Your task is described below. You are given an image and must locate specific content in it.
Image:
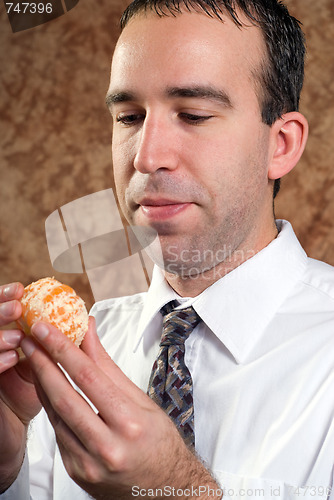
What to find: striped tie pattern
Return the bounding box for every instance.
[147,300,201,448]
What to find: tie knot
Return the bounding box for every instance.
[160,302,201,346]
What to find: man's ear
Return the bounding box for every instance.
[268,112,309,180]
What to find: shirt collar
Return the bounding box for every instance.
[133,220,307,363]
[133,265,179,351]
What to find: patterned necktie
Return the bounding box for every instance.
[147,300,201,448]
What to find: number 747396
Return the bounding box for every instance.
[5,3,53,14]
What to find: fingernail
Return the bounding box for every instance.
[0,350,18,366]
[31,322,49,340]
[20,337,36,357]
[3,283,17,299]
[0,301,16,317]
[3,330,23,347]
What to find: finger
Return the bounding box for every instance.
[34,374,109,458]
[0,329,24,372]
[0,299,23,327]
[0,329,24,351]
[0,283,24,303]
[33,375,118,483]
[33,375,121,486]
[81,317,148,406]
[0,283,24,327]
[22,321,152,445]
[35,373,135,490]
[0,350,19,373]
[22,336,114,456]
[30,321,149,415]
[79,316,100,362]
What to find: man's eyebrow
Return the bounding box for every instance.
[105,91,135,107]
[166,86,233,108]
[105,86,233,108]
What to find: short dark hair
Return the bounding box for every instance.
[120,0,306,199]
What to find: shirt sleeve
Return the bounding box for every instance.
[0,453,31,500]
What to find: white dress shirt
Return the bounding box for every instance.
[2,220,334,500]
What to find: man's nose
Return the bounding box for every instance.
[133,114,179,174]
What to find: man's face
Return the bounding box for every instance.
[107,11,276,279]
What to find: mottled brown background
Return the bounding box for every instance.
[0,0,333,311]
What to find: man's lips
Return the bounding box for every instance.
[137,198,192,221]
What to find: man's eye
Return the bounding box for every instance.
[179,113,213,124]
[116,114,143,125]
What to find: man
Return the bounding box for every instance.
[1,0,334,498]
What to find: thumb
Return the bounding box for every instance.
[80,317,133,388]
[80,316,109,365]
[81,317,150,406]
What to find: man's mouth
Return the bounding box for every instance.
[137,198,192,221]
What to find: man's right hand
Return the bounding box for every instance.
[0,282,41,493]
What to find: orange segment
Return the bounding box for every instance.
[17,277,88,346]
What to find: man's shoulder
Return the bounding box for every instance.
[90,292,147,328]
[89,292,148,351]
[302,256,334,301]
[90,292,147,314]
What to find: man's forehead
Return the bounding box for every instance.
[111,10,264,71]
[109,9,265,108]
[113,8,264,53]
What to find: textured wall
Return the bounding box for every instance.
[0,0,333,311]
[276,0,334,267]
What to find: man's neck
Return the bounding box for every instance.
[164,221,279,297]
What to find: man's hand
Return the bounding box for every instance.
[0,283,41,493]
[20,318,221,499]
